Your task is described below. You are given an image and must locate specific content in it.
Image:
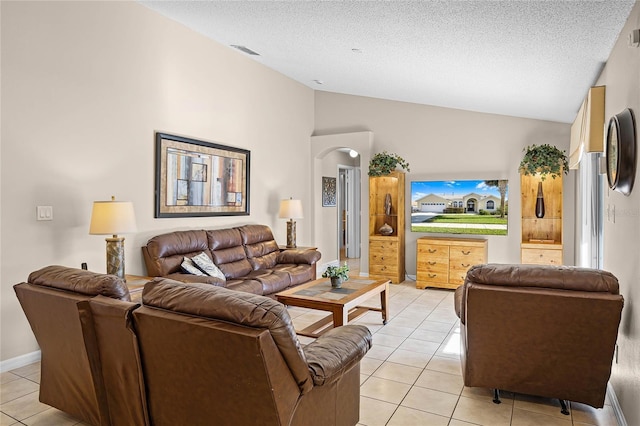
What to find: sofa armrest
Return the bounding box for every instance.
[303,324,372,386]
[164,273,226,286]
[277,250,321,265]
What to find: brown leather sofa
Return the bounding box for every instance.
[454,263,624,411]
[142,224,321,296]
[13,265,133,426]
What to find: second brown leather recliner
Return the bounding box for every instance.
[81,277,372,425]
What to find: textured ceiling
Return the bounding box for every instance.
[140,1,635,123]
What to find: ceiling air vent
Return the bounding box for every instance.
[231,45,260,56]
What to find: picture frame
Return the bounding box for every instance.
[322,176,337,207]
[606,108,636,196]
[155,132,250,217]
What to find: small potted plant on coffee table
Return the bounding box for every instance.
[322,262,350,289]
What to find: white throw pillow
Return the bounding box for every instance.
[181,257,206,276]
[191,252,226,282]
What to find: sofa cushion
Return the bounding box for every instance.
[245,269,292,294]
[28,265,131,301]
[191,252,226,282]
[141,278,313,393]
[238,225,280,270]
[274,264,316,286]
[225,279,263,295]
[207,228,252,279]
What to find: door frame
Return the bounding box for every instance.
[338,165,361,259]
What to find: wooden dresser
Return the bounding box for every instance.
[416,237,488,289]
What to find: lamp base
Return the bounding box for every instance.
[286,219,297,248]
[105,236,126,279]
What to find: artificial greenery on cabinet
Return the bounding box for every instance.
[368,151,410,176]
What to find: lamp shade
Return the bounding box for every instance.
[278,199,303,219]
[89,197,137,235]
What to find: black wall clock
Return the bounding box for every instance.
[606,108,636,196]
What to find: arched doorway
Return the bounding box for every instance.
[310,132,373,275]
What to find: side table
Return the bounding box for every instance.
[125,274,153,303]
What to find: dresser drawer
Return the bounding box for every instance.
[417,259,449,274]
[448,266,471,285]
[416,270,449,284]
[417,243,450,260]
[449,246,485,265]
[370,251,398,265]
[521,248,563,265]
[370,240,399,253]
[370,263,398,276]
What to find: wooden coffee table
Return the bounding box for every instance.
[276,277,389,338]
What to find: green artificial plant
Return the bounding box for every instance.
[368,151,410,176]
[519,144,569,181]
[322,262,350,281]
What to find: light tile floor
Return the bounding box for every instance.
[1,276,619,426]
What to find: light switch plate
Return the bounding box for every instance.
[37,206,53,221]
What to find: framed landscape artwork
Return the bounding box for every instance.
[155,132,250,217]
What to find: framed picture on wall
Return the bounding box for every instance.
[322,176,337,207]
[155,132,250,217]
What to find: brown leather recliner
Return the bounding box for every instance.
[454,264,624,411]
[13,266,133,426]
[127,278,372,426]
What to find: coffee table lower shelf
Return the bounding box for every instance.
[296,305,386,338]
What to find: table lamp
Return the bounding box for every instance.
[89,196,137,279]
[278,198,303,248]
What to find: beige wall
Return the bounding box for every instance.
[314,92,575,275]
[596,2,640,424]
[0,1,314,361]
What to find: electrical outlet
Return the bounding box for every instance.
[36,206,53,221]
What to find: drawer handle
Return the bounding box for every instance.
[461,250,471,255]
[428,249,437,253]
[428,274,437,278]
[461,263,470,267]
[428,261,436,265]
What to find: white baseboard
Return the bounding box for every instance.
[0,350,41,373]
[607,382,627,426]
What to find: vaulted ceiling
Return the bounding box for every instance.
[140,1,636,123]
